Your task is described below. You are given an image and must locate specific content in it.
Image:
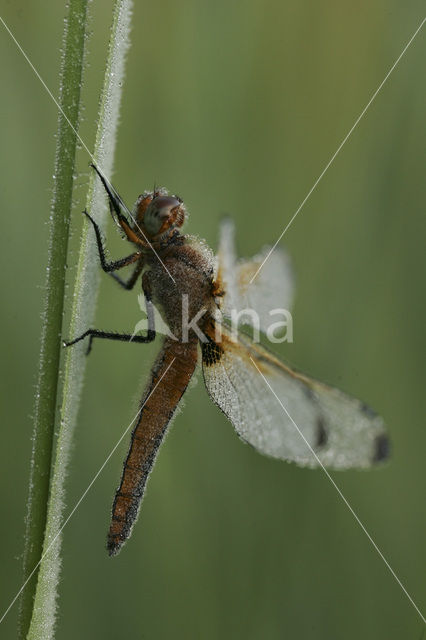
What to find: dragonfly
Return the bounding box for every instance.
[65,165,389,556]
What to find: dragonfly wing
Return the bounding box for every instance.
[108,337,198,555]
[217,218,294,333]
[202,325,389,469]
[216,217,239,313]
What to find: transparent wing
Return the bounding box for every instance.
[202,325,389,469]
[216,218,294,332]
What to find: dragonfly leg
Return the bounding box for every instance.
[109,260,144,290]
[90,163,126,224]
[64,293,156,355]
[84,210,144,290]
[64,328,155,355]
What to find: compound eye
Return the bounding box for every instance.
[152,196,180,211]
[144,196,181,235]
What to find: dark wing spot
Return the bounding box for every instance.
[373,433,390,463]
[361,403,377,419]
[302,386,315,401]
[316,418,328,448]
[301,388,327,448]
[201,340,224,366]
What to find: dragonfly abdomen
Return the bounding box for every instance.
[107,337,198,556]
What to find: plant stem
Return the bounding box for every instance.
[18,1,88,638]
[25,2,133,639]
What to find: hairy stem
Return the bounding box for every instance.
[18,1,88,638]
[25,2,133,639]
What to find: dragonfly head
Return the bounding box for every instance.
[134,190,187,240]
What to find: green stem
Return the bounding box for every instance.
[18,1,88,638]
[25,2,133,639]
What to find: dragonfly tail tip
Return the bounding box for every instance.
[107,535,123,557]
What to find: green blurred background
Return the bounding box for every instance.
[0,1,425,638]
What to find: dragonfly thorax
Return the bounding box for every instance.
[146,235,216,342]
